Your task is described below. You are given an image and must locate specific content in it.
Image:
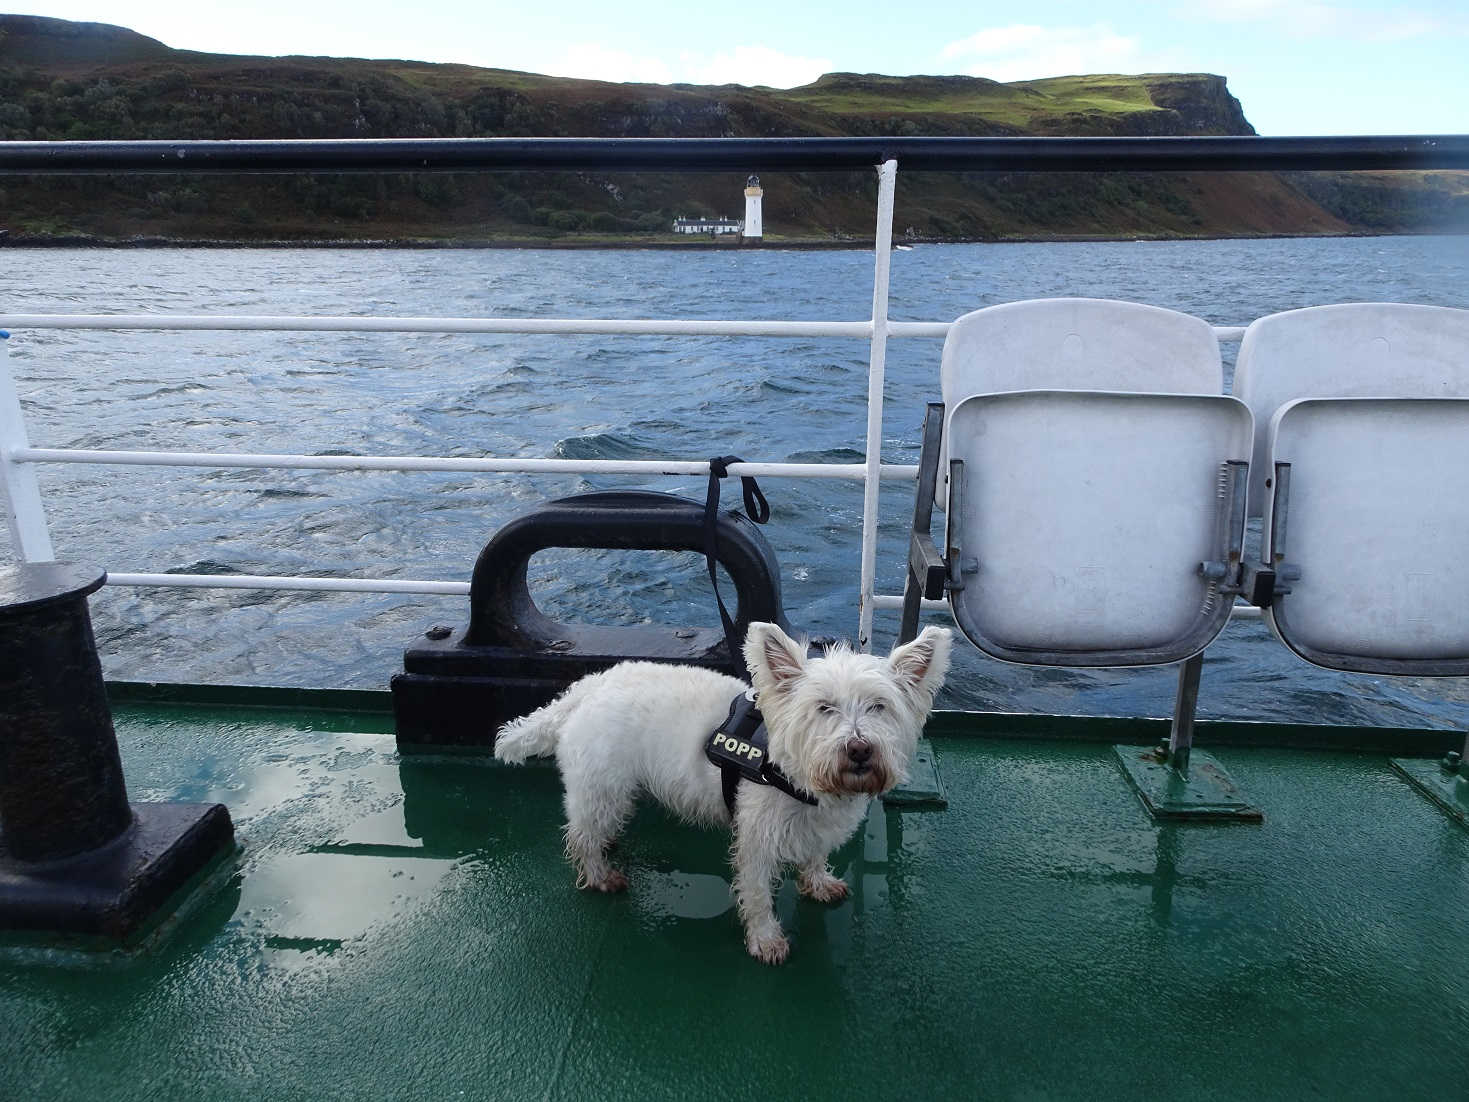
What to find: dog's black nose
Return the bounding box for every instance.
[846,737,873,765]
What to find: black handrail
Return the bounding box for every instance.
[0,135,1466,174]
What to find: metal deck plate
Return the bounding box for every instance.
[1113,745,1264,821]
[17,699,1469,1100]
[1390,758,1469,827]
[881,738,947,809]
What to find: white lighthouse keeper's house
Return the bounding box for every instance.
[743,174,763,240]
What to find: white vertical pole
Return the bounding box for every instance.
[0,332,56,562]
[856,159,898,652]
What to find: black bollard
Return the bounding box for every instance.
[0,563,132,861]
[0,562,235,943]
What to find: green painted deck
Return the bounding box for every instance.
[5,695,1469,1100]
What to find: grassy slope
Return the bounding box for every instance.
[0,15,1461,242]
[781,73,1163,129]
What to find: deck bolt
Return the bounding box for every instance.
[1442,750,1462,773]
[424,624,452,640]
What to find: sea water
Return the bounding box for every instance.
[2,235,1466,725]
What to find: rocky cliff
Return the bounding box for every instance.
[0,15,1460,242]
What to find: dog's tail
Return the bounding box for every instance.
[493,687,582,764]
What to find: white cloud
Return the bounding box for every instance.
[1188,1,1463,41]
[541,42,829,88]
[940,24,1147,82]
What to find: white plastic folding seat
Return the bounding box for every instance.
[1263,397,1469,673]
[924,298,1250,665]
[1232,303,1469,673]
[945,389,1252,667]
[936,297,1226,495]
[1234,302,1469,516]
[902,298,1257,817]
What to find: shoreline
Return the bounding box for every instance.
[0,228,1461,249]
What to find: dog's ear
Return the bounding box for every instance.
[744,622,806,691]
[887,626,953,703]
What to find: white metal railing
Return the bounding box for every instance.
[0,331,54,562]
[11,448,915,481]
[103,572,470,596]
[0,161,1255,651]
[0,314,876,338]
[856,161,900,648]
[0,315,1245,340]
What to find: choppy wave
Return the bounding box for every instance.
[787,447,865,464]
[552,432,663,460]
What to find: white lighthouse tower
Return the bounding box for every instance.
[742,174,763,241]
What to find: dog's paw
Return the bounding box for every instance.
[746,931,790,965]
[578,869,628,893]
[798,872,849,904]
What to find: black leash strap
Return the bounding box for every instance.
[704,455,769,676]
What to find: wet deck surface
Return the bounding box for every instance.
[5,700,1469,1099]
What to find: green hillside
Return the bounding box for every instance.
[0,14,1463,244]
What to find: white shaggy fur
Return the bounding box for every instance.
[494,622,952,964]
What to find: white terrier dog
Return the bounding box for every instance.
[493,622,951,964]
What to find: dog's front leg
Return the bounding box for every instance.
[731,831,788,965]
[797,856,849,903]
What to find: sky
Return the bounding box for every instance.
[16,0,1469,136]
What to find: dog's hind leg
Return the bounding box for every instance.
[561,780,634,893]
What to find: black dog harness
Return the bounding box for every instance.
[705,690,819,814]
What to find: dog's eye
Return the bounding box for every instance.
[817,702,838,715]
[865,701,887,714]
